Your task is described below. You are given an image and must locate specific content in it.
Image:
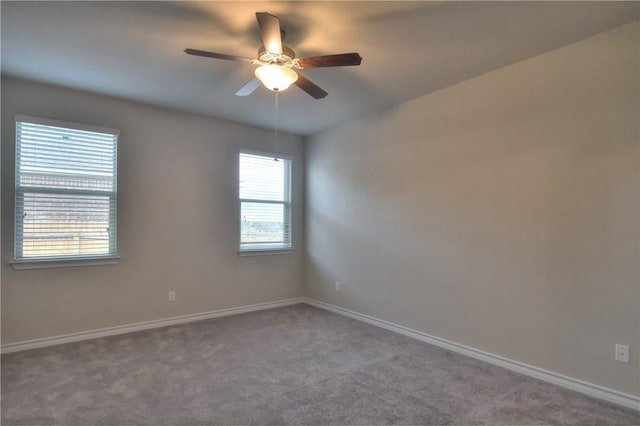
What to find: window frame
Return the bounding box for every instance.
[238,149,293,255]
[11,115,120,269]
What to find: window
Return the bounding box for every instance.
[14,115,118,262]
[239,151,292,252]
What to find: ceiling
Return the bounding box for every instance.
[2,1,638,135]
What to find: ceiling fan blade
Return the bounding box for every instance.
[256,12,282,54]
[184,48,252,63]
[235,78,262,96]
[294,72,328,99]
[297,53,363,68]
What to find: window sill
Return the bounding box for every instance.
[238,249,294,257]
[10,255,120,270]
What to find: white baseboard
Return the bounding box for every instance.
[2,295,637,411]
[303,298,640,412]
[1,297,305,354]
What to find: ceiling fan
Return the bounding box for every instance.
[184,12,362,99]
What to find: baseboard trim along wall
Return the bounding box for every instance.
[303,298,640,411]
[2,296,638,411]
[0,297,305,355]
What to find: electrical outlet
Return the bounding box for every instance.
[168,291,176,302]
[615,344,630,363]
[335,282,341,292]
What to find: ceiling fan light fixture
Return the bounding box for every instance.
[185,11,362,99]
[255,64,298,92]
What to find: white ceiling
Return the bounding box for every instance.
[2,1,638,135]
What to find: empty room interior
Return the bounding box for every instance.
[1,1,639,424]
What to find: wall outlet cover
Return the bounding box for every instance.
[615,344,630,363]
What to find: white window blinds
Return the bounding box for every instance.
[239,152,292,251]
[14,116,118,260]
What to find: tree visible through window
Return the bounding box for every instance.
[14,116,118,260]
[239,152,291,251]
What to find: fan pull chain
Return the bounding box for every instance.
[273,91,279,160]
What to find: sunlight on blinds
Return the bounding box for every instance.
[239,152,291,251]
[15,117,118,260]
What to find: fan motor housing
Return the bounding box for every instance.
[258,45,296,65]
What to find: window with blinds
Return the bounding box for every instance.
[14,116,118,261]
[239,151,292,252]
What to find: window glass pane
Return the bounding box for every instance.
[241,202,285,243]
[240,153,286,201]
[19,192,112,258]
[18,123,116,183]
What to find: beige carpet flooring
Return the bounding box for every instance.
[2,304,638,425]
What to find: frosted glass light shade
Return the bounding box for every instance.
[255,65,298,92]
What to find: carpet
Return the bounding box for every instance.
[2,303,638,424]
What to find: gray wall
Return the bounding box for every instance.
[1,77,305,344]
[306,21,639,396]
[1,19,638,400]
